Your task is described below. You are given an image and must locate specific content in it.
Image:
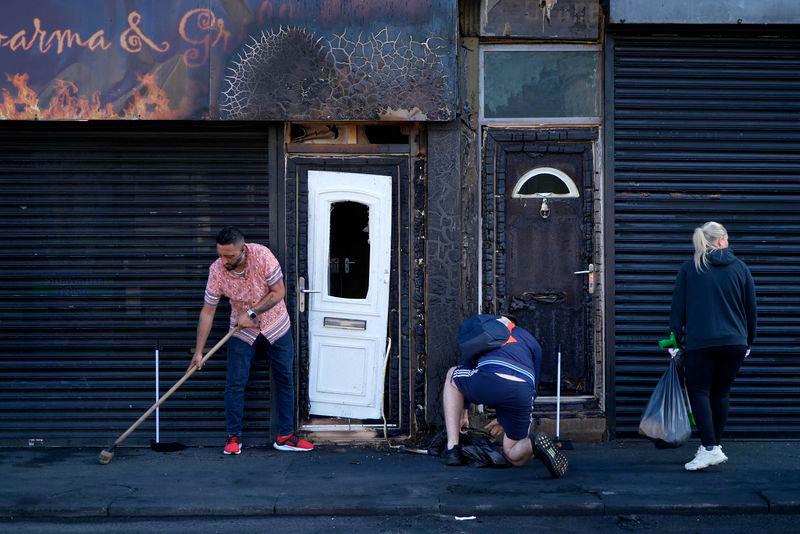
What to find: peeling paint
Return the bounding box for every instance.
[379,107,429,121]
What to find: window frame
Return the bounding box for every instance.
[479,43,602,125]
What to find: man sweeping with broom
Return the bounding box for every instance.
[190,226,313,455]
[98,226,311,465]
[442,314,568,477]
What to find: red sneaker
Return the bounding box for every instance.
[273,433,314,452]
[223,435,242,455]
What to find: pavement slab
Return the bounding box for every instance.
[1,441,798,519]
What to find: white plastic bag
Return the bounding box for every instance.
[638,357,691,447]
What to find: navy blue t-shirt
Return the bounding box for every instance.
[475,326,542,389]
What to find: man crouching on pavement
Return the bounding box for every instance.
[442,315,568,477]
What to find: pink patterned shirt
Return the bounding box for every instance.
[204,243,290,345]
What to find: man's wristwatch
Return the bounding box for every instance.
[246,308,258,320]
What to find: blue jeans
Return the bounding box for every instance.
[225,330,295,437]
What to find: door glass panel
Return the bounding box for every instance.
[512,167,580,198]
[519,173,568,195]
[328,201,370,299]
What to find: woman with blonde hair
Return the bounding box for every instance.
[670,221,757,471]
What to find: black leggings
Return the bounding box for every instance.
[685,345,747,447]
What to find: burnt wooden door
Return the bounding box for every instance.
[483,129,595,396]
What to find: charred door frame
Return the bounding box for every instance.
[482,127,599,400]
[285,155,412,435]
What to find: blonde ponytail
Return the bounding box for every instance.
[693,221,728,272]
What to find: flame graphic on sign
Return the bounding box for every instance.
[1,73,183,120]
[123,74,181,119]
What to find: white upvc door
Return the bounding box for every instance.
[306,170,391,419]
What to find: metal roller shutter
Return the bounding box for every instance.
[612,34,800,438]
[0,122,275,446]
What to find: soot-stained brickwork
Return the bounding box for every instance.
[413,158,427,433]
[460,114,479,318]
[220,27,453,121]
[425,122,463,425]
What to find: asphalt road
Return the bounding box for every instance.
[4,514,800,533]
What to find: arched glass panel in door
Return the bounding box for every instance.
[512,167,579,198]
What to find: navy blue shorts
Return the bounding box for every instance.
[451,366,535,440]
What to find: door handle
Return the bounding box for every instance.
[298,276,320,313]
[344,257,355,274]
[573,263,595,294]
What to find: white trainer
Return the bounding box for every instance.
[685,446,728,471]
[716,445,728,462]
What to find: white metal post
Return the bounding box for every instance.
[155,346,160,443]
[556,346,562,438]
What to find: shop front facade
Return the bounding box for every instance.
[1,0,799,447]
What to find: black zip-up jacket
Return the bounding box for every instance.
[669,248,757,351]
